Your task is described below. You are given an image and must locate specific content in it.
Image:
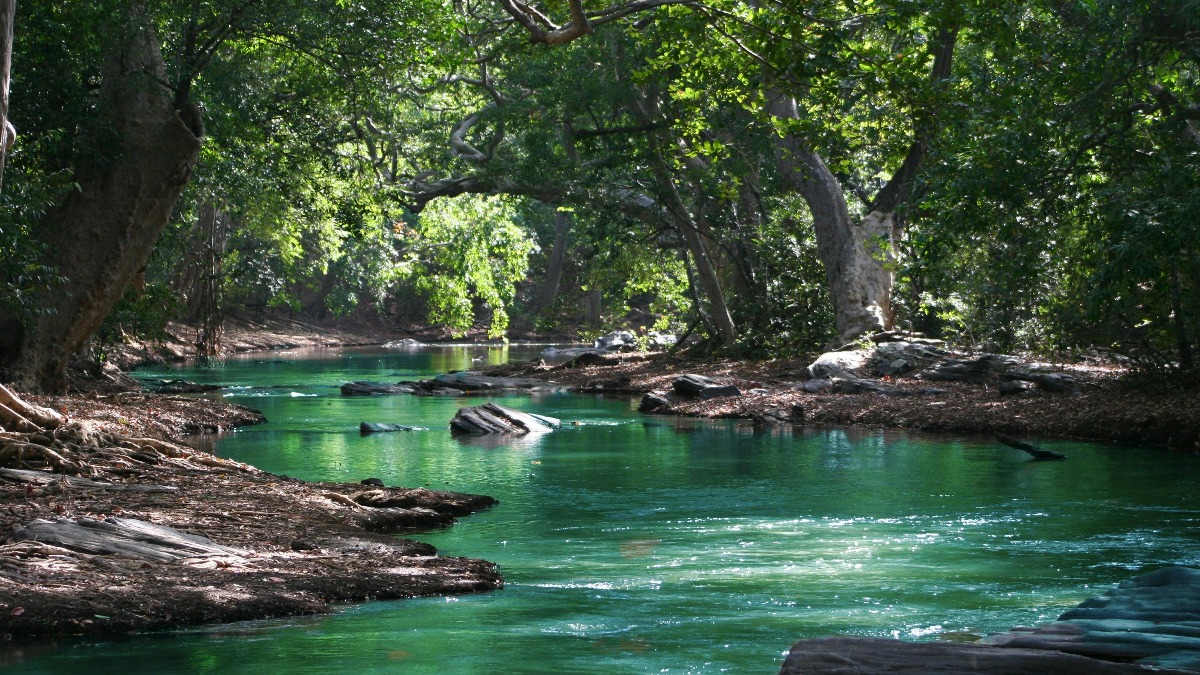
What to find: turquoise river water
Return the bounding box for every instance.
[6,345,1199,673]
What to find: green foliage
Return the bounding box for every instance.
[403,195,535,338]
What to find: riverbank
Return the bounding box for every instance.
[7,321,1198,654]
[0,386,501,642]
[484,351,1200,451]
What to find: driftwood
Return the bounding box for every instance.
[671,374,741,400]
[0,467,176,492]
[995,433,1068,460]
[449,402,559,435]
[9,517,242,562]
[0,383,66,430]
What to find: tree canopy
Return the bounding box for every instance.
[0,0,1197,390]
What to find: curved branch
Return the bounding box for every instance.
[450,113,491,162]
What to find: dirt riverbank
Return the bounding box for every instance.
[484,352,1200,451]
[0,374,501,644]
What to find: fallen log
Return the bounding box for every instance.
[9,517,242,562]
[995,433,1068,460]
[0,467,177,492]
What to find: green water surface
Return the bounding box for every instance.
[6,345,1198,673]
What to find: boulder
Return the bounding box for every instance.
[808,350,870,379]
[449,402,560,435]
[638,391,674,413]
[671,374,742,400]
[646,331,678,349]
[981,567,1200,671]
[594,330,636,351]
[867,341,948,377]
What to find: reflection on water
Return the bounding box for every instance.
[6,347,1199,674]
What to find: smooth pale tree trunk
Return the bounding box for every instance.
[0,0,15,190]
[0,9,202,392]
[769,95,896,346]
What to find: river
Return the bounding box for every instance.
[8,345,1199,673]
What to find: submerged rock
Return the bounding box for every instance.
[341,381,416,396]
[382,338,427,349]
[342,372,562,397]
[779,636,1181,674]
[359,422,420,434]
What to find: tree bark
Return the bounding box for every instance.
[766,21,957,347]
[0,0,15,190]
[530,209,571,318]
[0,8,202,392]
[768,94,896,345]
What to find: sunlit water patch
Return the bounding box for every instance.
[6,347,1199,673]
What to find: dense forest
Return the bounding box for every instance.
[0,0,1197,392]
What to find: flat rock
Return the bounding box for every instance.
[672,374,742,400]
[429,371,556,392]
[982,566,1200,670]
[808,350,870,379]
[918,354,1020,383]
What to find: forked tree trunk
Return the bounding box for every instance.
[769,94,896,346]
[0,9,202,392]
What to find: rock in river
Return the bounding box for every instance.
[450,402,560,435]
[359,422,420,434]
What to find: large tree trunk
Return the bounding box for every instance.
[0,9,202,392]
[0,0,15,190]
[769,96,895,346]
